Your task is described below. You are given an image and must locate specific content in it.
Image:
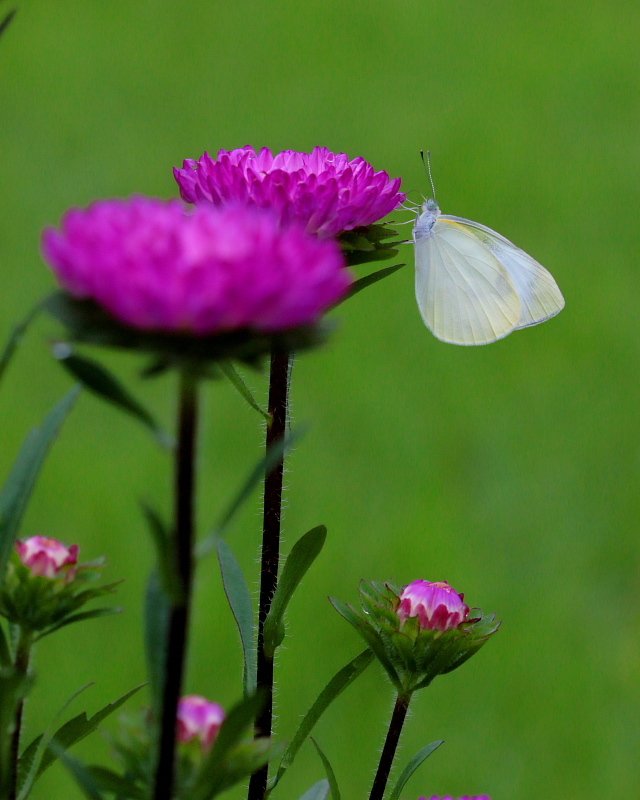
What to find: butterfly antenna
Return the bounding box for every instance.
[420,150,437,202]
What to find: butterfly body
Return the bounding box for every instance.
[413,199,565,345]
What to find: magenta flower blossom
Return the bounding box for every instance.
[16,536,79,580]
[174,146,405,238]
[42,198,350,335]
[398,580,470,631]
[177,695,225,750]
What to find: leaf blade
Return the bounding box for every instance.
[387,740,445,800]
[268,649,374,792]
[343,263,405,301]
[0,302,41,387]
[219,361,270,423]
[310,739,341,800]
[217,539,256,697]
[53,346,171,448]
[0,387,80,578]
[263,525,327,657]
[296,780,330,800]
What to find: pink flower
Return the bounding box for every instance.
[177,695,225,750]
[398,580,469,632]
[42,199,351,335]
[174,146,405,238]
[16,536,79,580]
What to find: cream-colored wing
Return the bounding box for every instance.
[414,219,521,345]
[441,215,565,329]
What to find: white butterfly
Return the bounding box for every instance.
[413,198,565,345]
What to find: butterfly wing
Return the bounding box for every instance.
[441,215,565,329]
[414,219,521,345]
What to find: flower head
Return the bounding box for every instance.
[42,198,350,336]
[177,695,225,750]
[398,580,469,631]
[174,146,405,238]
[16,536,79,580]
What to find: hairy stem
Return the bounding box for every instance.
[9,628,32,800]
[369,693,412,800]
[247,350,292,800]
[152,370,199,800]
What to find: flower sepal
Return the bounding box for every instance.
[331,580,500,694]
[337,223,403,267]
[45,291,332,370]
[0,540,120,638]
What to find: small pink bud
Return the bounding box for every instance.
[398,580,469,632]
[15,536,79,580]
[177,695,225,750]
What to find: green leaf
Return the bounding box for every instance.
[296,780,330,800]
[329,598,402,690]
[144,571,171,711]
[343,264,405,301]
[219,361,271,423]
[387,740,444,800]
[196,426,305,557]
[263,525,327,657]
[343,247,400,266]
[48,742,106,800]
[268,649,373,793]
[0,624,11,666]
[310,739,340,800]
[216,539,256,697]
[52,345,172,449]
[86,766,146,800]
[21,684,144,788]
[0,387,80,578]
[141,504,183,603]
[18,682,94,799]
[0,302,41,387]
[36,607,122,640]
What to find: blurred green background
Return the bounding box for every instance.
[1,1,640,798]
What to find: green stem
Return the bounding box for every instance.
[152,369,199,800]
[368,693,412,800]
[9,628,33,800]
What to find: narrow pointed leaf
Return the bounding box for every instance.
[220,361,271,423]
[310,739,341,800]
[48,743,106,800]
[387,740,445,800]
[144,570,171,711]
[0,624,11,666]
[343,263,405,301]
[21,684,144,788]
[86,766,146,800]
[0,387,79,577]
[36,607,122,640]
[217,538,256,697]
[0,302,40,386]
[197,426,305,557]
[141,504,183,602]
[329,598,402,690]
[53,346,172,448]
[268,649,373,792]
[18,682,94,799]
[297,780,330,800]
[263,525,327,657]
[0,9,16,40]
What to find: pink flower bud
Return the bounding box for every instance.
[15,536,79,580]
[177,695,225,750]
[398,580,469,632]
